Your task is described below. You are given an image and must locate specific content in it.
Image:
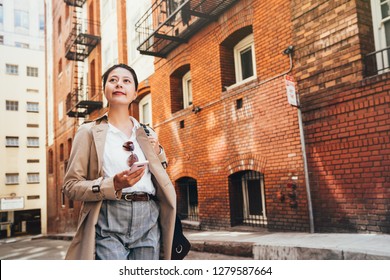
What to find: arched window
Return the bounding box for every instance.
[170,64,190,113]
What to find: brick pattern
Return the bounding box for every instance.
[150,0,309,231]
[293,0,390,233]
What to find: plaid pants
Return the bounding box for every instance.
[95,198,160,260]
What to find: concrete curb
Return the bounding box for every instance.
[190,240,254,258]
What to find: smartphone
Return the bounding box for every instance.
[129,161,149,173]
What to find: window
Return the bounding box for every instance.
[139,94,152,126]
[176,177,199,221]
[58,59,62,75]
[67,138,72,158]
[6,100,18,111]
[15,42,29,48]
[234,34,256,83]
[27,102,39,112]
[14,10,29,29]
[6,64,18,75]
[229,170,267,227]
[60,143,64,161]
[48,149,54,174]
[170,64,190,113]
[182,71,193,108]
[0,2,3,25]
[39,14,44,31]
[27,137,39,147]
[27,67,38,77]
[6,137,19,147]
[6,174,19,185]
[58,17,61,35]
[370,0,390,73]
[27,89,39,94]
[27,173,39,184]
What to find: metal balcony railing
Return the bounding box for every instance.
[66,87,103,118]
[364,46,390,77]
[63,0,87,8]
[136,0,239,57]
[65,21,101,62]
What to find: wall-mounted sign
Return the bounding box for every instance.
[0,197,24,210]
[285,75,299,107]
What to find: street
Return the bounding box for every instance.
[0,237,251,260]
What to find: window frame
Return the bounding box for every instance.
[27,173,40,184]
[6,173,19,185]
[139,94,152,127]
[6,136,19,147]
[27,102,39,112]
[182,71,193,109]
[27,66,38,77]
[233,34,257,85]
[27,137,39,148]
[6,100,19,111]
[370,0,390,71]
[6,64,19,75]
[14,9,29,29]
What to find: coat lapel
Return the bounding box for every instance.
[91,122,108,177]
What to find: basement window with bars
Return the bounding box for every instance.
[229,170,267,227]
[176,177,199,221]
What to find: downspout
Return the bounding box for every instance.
[284,46,315,233]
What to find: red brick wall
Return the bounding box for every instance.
[150,0,310,231]
[293,0,390,233]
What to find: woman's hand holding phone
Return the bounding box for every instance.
[113,161,148,191]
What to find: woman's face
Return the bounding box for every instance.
[104,67,137,107]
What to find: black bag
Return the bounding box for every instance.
[140,124,191,260]
[171,215,191,260]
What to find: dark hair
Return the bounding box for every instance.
[102,63,139,91]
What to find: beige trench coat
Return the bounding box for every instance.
[62,115,176,260]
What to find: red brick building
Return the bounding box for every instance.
[46,0,389,234]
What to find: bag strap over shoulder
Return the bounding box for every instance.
[140,123,168,169]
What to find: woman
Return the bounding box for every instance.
[62,64,176,260]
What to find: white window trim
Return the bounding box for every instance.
[233,34,257,84]
[370,0,390,71]
[182,71,192,109]
[139,94,152,127]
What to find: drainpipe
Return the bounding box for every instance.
[297,96,315,233]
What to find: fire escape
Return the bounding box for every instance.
[136,0,239,58]
[64,0,102,118]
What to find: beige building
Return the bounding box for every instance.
[0,0,46,238]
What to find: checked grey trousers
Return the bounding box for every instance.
[95,198,160,260]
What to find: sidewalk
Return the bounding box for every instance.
[5,230,389,260]
[185,230,390,260]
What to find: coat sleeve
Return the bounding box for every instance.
[62,123,117,202]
